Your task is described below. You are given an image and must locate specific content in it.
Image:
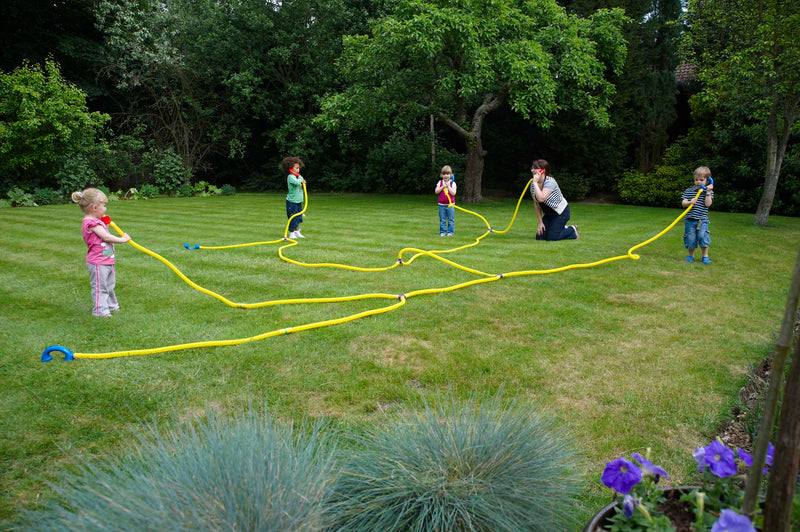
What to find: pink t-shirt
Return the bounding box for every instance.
[437,180,456,205]
[82,217,115,265]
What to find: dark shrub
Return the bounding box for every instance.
[137,183,159,199]
[557,172,590,202]
[33,187,60,205]
[151,147,186,195]
[177,183,194,197]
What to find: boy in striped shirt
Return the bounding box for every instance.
[681,166,714,264]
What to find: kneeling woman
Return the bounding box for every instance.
[530,159,579,241]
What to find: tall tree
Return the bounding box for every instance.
[95,0,391,186]
[0,0,105,98]
[318,0,627,202]
[627,0,681,173]
[561,0,682,175]
[686,0,800,226]
[227,0,392,178]
[96,0,229,179]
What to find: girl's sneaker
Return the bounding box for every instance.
[295,230,305,238]
[701,256,711,264]
[685,256,695,263]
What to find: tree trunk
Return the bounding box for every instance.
[437,87,507,204]
[754,99,792,226]
[763,322,800,532]
[741,243,800,519]
[430,114,436,172]
[462,135,485,203]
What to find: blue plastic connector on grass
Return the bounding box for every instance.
[42,345,74,362]
[183,243,200,249]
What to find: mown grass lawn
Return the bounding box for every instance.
[1,192,798,525]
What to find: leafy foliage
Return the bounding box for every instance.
[649,94,800,215]
[56,154,102,194]
[177,183,194,197]
[6,187,36,207]
[0,59,109,191]
[617,168,683,208]
[95,0,236,177]
[555,172,590,202]
[137,183,159,199]
[350,131,465,194]
[318,0,628,201]
[600,442,766,531]
[0,0,105,97]
[327,391,585,531]
[150,147,186,195]
[684,0,800,224]
[93,0,387,189]
[32,187,60,206]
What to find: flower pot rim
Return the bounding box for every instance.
[582,485,700,532]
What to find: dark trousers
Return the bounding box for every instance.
[536,204,577,241]
[286,200,303,231]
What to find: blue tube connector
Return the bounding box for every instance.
[183,243,200,250]
[42,345,75,362]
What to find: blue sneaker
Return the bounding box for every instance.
[685,256,694,263]
[701,256,711,264]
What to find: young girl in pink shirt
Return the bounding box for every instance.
[71,188,131,317]
[435,165,457,236]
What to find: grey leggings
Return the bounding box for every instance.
[87,263,118,316]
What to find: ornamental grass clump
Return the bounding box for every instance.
[600,438,774,532]
[326,391,585,532]
[16,404,339,531]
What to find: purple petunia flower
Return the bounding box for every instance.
[632,452,670,479]
[737,442,775,474]
[622,493,640,518]
[737,448,753,466]
[601,458,643,494]
[693,446,706,472]
[710,509,756,532]
[704,440,737,478]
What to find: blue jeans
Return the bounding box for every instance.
[286,200,303,231]
[438,205,454,234]
[684,219,710,249]
[535,204,576,241]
